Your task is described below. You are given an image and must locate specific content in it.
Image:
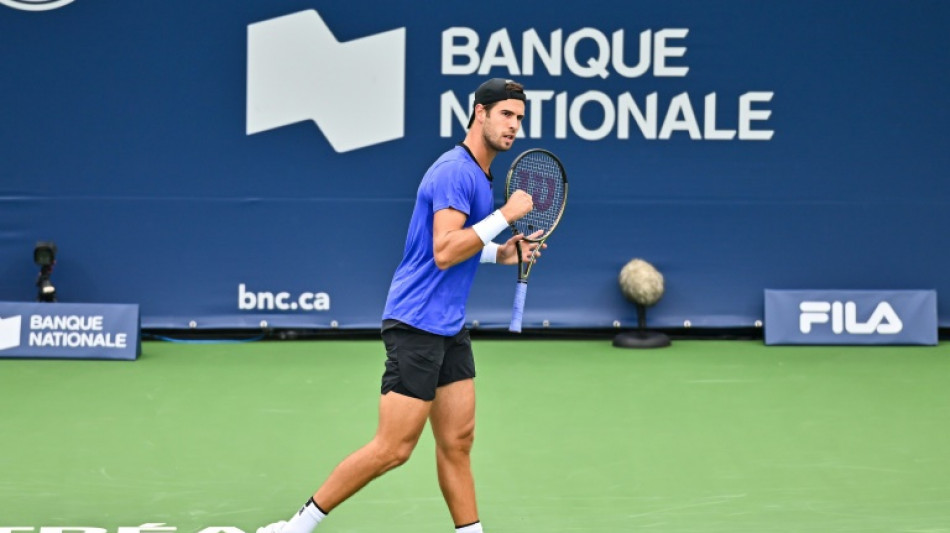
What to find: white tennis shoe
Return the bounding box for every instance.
[256,521,288,533]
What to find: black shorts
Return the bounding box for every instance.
[380,319,476,401]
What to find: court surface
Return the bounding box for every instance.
[2,338,949,532]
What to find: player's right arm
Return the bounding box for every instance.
[432,191,533,270]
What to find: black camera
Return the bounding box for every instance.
[34,241,57,302]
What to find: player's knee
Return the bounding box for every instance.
[439,427,475,457]
[391,442,416,466]
[374,439,417,470]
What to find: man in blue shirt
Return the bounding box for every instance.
[258,79,541,533]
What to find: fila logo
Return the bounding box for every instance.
[0,0,74,11]
[0,315,23,350]
[799,301,903,335]
[246,10,406,153]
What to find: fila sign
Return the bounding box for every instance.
[764,290,937,346]
[799,300,902,335]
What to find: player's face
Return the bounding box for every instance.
[482,100,525,152]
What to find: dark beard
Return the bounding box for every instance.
[482,129,511,153]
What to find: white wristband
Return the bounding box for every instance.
[471,209,509,245]
[479,242,499,264]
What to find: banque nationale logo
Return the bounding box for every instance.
[246,9,406,153]
[0,0,75,11]
[0,315,22,350]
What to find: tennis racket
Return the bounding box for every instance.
[505,149,568,333]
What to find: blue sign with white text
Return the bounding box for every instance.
[0,302,141,360]
[764,290,937,346]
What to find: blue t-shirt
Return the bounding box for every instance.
[383,145,495,335]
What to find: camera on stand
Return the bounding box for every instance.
[34,241,57,303]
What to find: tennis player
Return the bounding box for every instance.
[257,78,543,533]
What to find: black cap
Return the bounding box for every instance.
[467,78,525,128]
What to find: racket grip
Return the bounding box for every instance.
[509,281,528,333]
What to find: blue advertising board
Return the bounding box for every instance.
[764,290,938,346]
[0,301,141,359]
[1,1,948,330]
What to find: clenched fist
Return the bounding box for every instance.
[500,189,533,223]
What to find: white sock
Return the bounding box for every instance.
[283,498,327,533]
[455,522,483,533]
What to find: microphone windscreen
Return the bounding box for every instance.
[619,258,664,307]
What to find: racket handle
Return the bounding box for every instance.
[509,281,528,333]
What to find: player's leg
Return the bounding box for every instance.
[313,391,431,510]
[314,321,446,511]
[260,392,432,533]
[430,378,479,528]
[257,322,443,533]
[430,327,481,530]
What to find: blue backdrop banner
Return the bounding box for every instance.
[1,1,948,330]
[764,290,937,346]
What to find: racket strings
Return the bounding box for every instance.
[506,153,566,238]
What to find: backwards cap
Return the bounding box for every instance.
[467,78,525,128]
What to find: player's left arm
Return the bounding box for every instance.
[496,231,546,265]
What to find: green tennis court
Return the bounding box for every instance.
[2,339,949,532]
